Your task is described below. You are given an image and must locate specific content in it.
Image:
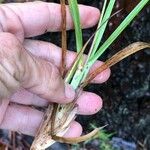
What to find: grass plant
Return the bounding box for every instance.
[68,0,149,90]
[31,0,150,149]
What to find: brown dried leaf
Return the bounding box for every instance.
[52,128,100,144]
[83,42,150,87]
[52,125,107,144]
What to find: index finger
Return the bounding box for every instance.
[1,2,100,38]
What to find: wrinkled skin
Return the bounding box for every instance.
[0,2,110,137]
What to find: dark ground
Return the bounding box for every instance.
[0,0,150,150]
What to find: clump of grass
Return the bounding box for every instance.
[67,0,149,89]
[31,0,150,149]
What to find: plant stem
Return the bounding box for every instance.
[60,0,67,76]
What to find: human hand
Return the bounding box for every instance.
[0,2,110,138]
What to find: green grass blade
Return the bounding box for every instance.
[90,0,115,58]
[70,69,84,89]
[85,0,108,64]
[82,0,115,82]
[68,0,83,52]
[66,0,84,83]
[89,0,149,65]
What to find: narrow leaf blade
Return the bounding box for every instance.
[68,0,83,52]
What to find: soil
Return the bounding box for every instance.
[0,0,150,150]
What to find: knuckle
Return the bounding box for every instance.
[0,5,24,37]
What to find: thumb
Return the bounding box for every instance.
[0,33,75,103]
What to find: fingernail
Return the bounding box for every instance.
[65,83,75,100]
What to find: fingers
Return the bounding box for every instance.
[24,40,110,84]
[0,103,82,137]
[76,92,102,115]
[0,2,100,41]
[0,32,75,103]
[11,88,48,107]
[0,104,43,136]
[10,88,102,115]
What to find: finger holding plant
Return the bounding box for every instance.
[31,0,150,149]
